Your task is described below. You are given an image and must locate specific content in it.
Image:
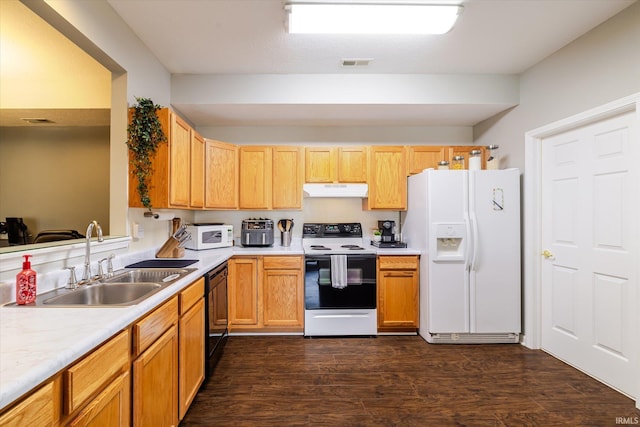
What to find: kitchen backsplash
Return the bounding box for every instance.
[193,198,401,239]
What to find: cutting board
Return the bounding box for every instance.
[125,259,198,268]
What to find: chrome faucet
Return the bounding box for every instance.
[82,220,104,282]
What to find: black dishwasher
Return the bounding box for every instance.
[205,262,228,377]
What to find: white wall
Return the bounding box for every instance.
[474,2,640,170]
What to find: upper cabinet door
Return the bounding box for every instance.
[305,147,336,183]
[239,146,272,209]
[337,147,368,183]
[272,146,303,210]
[407,146,447,175]
[190,131,205,208]
[205,140,238,209]
[169,113,191,208]
[365,146,407,210]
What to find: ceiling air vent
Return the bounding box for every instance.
[341,58,373,68]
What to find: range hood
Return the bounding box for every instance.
[303,183,368,198]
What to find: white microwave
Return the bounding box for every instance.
[184,224,234,250]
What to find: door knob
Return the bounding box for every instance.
[541,249,554,259]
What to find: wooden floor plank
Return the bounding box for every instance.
[181,335,639,426]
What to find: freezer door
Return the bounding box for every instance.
[468,169,521,333]
[427,170,470,333]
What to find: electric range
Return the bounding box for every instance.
[302,223,377,337]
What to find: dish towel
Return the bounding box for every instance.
[331,255,348,289]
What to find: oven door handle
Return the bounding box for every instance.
[312,313,372,319]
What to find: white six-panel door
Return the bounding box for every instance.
[541,110,638,397]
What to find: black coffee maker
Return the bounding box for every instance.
[373,220,407,248]
[378,220,395,242]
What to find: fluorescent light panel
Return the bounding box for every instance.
[287,3,462,35]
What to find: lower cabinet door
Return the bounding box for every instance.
[132,325,178,427]
[67,371,130,427]
[0,381,55,427]
[179,298,205,420]
[263,269,303,328]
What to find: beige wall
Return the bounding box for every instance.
[0,126,110,239]
[474,2,640,170]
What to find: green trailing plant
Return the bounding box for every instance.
[126,97,167,210]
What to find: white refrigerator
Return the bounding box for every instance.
[402,168,521,344]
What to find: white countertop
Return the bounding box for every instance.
[0,241,419,410]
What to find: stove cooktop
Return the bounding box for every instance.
[302,223,376,254]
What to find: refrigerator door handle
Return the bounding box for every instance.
[464,214,472,271]
[470,210,479,271]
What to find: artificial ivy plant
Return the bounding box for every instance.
[126,97,167,210]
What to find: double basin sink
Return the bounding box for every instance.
[24,268,197,307]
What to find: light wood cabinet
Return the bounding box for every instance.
[190,131,205,208]
[67,370,130,427]
[238,146,303,210]
[364,146,407,210]
[407,145,447,175]
[228,256,304,332]
[169,114,192,207]
[377,256,419,333]
[305,146,367,183]
[228,257,260,328]
[64,330,130,415]
[338,146,368,182]
[0,381,55,427]
[262,256,304,330]
[178,279,205,421]
[239,146,273,209]
[272,146,303,209]
[205,139,238,209]
[305,146,334,183]
[132,297,179,427]
[128,108,201,209]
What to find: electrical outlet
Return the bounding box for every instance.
[132,222,144,239]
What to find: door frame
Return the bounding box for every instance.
[523,93,640,407]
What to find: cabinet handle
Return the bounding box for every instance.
[384,272,414,277]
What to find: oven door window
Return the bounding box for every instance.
[304,255,376,309]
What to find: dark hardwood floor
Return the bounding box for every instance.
[182,336,640,426]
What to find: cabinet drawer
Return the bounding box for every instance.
[67,370,130,427]
[263,256,303,270]
[133,296,178,356]
[179,277,204,315]
[64,330,129,414]
[378,256,419,270]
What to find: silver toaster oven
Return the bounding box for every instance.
[241,219,274,247]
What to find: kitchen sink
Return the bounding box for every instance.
[6,267,197,307]
[105,268,194,284]
[43,282,162,306]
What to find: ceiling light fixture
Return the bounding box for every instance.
[285,2,463,35]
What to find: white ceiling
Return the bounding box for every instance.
[107,0,634,75]
[4,0,636,128]
[105,0,635,127]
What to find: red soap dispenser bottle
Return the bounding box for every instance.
[16,254,37,305]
